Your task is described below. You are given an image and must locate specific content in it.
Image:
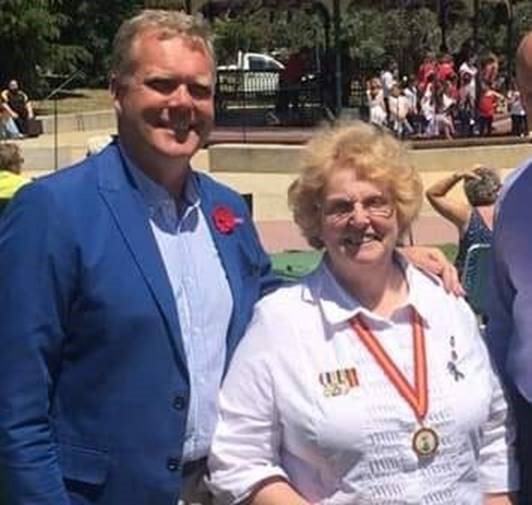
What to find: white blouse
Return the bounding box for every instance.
[208,261,518,505]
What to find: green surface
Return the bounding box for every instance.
[439,242,458,262]
[270,243,458,280]
[270,250,322,279]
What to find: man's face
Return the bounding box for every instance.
[8,80,18,92]
[112,30,215,167]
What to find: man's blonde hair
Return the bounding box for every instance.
[110,9,215,82]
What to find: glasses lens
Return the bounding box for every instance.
[322,198,354,218]
[364,195,393,217]
[322,196,393,220]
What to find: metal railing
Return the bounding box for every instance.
[215,69,325,127]
[43,69,85,170]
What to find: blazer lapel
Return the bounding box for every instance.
[96,145,188,370]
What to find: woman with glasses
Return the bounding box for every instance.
[208,121,517,505]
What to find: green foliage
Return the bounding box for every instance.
[56,0,139,87]
[212,1,324,65]
[513,1,532,45]
[2,0,530,97]
[342,6,440,75]
[212,3,267,62]
[0,0,81,94]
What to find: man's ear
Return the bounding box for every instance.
[109,74,123,114]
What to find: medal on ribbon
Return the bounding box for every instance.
[350,308,439,458]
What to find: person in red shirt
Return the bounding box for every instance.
[275,47,310,118]
[417,52,436,94]
[477,84,503,136]
[436,53,455,82]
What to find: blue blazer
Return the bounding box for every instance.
[0,142,278,504]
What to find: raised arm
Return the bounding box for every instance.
[425,169,477,229]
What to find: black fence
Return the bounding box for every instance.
[215,69,328,127]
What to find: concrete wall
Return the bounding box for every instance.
[209,142,532,175]
[207,141,532,249]
[208,142,532,218]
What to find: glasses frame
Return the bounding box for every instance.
[319,195,395,222]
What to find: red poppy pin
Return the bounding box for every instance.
[212,205,242,234]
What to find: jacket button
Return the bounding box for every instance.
[166,457,180,472]
[173,395,186,410]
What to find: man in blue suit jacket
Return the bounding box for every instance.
[0,10,277,505]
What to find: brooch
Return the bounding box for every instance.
[447,335,465,381]
[212,205,242,234]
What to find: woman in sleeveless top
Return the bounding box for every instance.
[425,165,501,278]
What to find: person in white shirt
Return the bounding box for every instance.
[506,77,528,137]
[208,121,518,505]
[388,83,414,138]
[366,77,388,127]
[459,56,478,99]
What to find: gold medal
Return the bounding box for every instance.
[412,426,439,457]
[352,309,440,457]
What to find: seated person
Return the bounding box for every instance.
[0,143,30,200]
[425,165,501,278]
[208,122,517,505]
[0,102,23,139]
[1,79,34,135]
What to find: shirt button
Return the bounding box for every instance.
[173,395,186,410]
[166,457,180,472]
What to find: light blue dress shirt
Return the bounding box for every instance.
[126,154,233,461]
[487,157,532,401]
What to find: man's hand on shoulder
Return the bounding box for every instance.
[398,245,464,296]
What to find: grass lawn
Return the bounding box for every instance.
[34,88,111,116]
[440,242,458,262]
[271,243,458,279]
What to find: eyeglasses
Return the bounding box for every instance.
[321,195,394,221]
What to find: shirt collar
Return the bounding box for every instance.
[120,142,200,221]
[302,254,436,327]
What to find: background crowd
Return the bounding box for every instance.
[365,49,528,139]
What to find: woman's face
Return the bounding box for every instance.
[319,167,399,272]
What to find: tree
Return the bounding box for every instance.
[342,6,440,76]
[0,0,87,95]
[211,2,268,63]
[56,0,140,87]
[211,1,325,64]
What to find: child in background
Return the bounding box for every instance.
[366,77,388,127]
[388,83,414,138]
[507,78,528,137]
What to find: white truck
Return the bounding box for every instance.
[217,51,284,94]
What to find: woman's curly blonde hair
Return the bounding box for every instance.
[288,121,423,249]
